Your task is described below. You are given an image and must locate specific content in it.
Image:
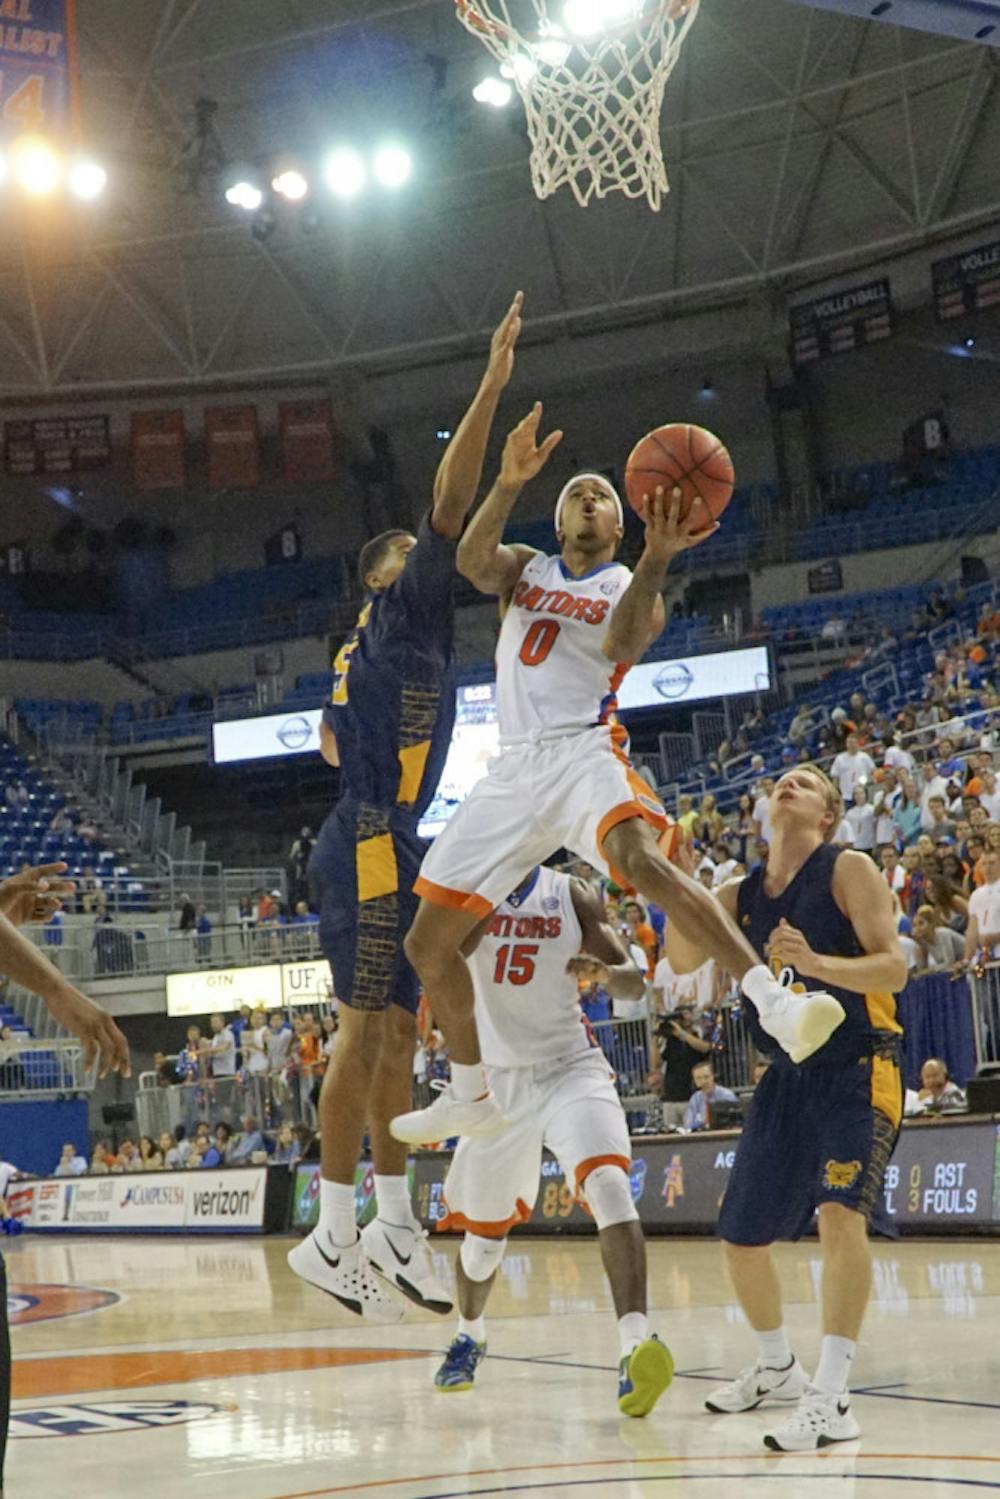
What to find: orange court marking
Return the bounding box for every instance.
[269,1452,1000,1498]
[13,1345,426,1400]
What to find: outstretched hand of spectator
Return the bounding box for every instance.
[0,862,74,926]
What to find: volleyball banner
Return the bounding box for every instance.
[0,0,79,143]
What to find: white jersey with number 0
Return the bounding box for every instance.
[468,866,594,1069]
[496,553,633,743]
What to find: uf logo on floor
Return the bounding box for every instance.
[11,1400,231,1440]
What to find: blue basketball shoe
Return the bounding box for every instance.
[618,1335,674,1417]
[434,1333,487,1392]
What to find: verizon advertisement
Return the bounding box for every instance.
[11,1169,267,1234]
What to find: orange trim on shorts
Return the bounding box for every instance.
[413,875,493,920]
[575,1153,631,1192]
[434,1197,533,1238]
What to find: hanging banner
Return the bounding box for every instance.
[279,400,335,484]
[0,0,79,144]
[789,277,893,364]
[130,410,186,490]
[205,405,260,490]
[932,239,1000,322]
[4,414,110,475]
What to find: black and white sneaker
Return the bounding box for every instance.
[287,1228,403,1324]
[361,1218,453,1314]
[704,1357,810,1413]
[763,1385,861,1450]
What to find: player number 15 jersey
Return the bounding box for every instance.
[495,553,633,743]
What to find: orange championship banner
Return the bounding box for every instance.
[130,410,186,490]
[279,399,336,483]
[205,404,261,490]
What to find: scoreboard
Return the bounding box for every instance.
[790,277,893,364]
[932,238,1000,321]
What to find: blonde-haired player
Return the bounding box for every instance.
[432,863,672,1417]
[666,764,907,1451]
[391,336,845,1149]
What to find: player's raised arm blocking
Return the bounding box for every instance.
[602,486,719,663]
[457,401,562,598]
[431,291,527,541]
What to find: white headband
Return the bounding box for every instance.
[554,472,623,537]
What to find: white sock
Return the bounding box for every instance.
[375,1174,414,1227]
[754,1326,792,1369]
[458,1314,486,1343]
[450,1060,487,1103]
[618,1311,649,1359]
[318,1179,358,1248]
[742,964,780,1016]
[813,1334,855,1395]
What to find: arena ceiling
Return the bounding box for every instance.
[0,0,999,398]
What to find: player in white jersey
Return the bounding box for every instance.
[433,864,673,1417]
[392,373,845,1149]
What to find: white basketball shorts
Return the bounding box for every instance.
[437,1048,632,1238]
[415,724,675,918]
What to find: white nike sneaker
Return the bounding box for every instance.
[763,1385,861,1450]
[287,1229,404,1324]
[753,969,846,1064]
[390,1086,508,1145]
[361,1217,454,1315]
[704,1357,810,1414]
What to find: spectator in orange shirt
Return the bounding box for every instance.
[622,898,658,978]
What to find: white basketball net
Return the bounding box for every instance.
[457,0,699,210]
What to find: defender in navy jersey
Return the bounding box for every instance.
[666,764,907,1453]
[289,294,529,1324]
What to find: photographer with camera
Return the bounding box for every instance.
[650,1000,712,1129]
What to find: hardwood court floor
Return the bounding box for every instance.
[6,1232,1000,1497]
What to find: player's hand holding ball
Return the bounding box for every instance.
[640,486,719,565]
[500,401,564,492]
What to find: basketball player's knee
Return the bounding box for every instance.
[605,826,660,892]
[460,1232,507,1282]
[818,1202,866,1244]
[335,1008,384,1072]
[584,1164,638,1230]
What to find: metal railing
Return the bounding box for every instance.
[0,1037,97,1096]
[970,962,1000,1073]
[135,1067,322,1141]
[30,918,322,983]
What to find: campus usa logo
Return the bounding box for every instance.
[119,1184,185,1209]
[11,1400,232,1440]
[276,715,314,751]
[653,662,694,700]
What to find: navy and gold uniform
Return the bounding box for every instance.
[310,512,457,1013]
[718,843,903,1245]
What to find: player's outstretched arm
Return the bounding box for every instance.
[566,879,644,1000]
[431,292,525,540]
[0,911,130,1078]
[768,851,908,995]
[457,402,562,597]
[603,486,718,663]
[664,877,742,974]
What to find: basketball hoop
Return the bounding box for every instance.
[456,0,699,211]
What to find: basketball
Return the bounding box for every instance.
[624,423,735,532]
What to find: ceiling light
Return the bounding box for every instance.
[272,169,309,202]
[0,151,6,187]
[964,336,976,350]
[373,144,412,189]
[535,22,573,65]
[474,76,514,107]
[11,135,61,197]
[324,147,366,199]
[226,180,264,211]
[501,54,538,86]
[562,0,605,36]
[68,160,108,201]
